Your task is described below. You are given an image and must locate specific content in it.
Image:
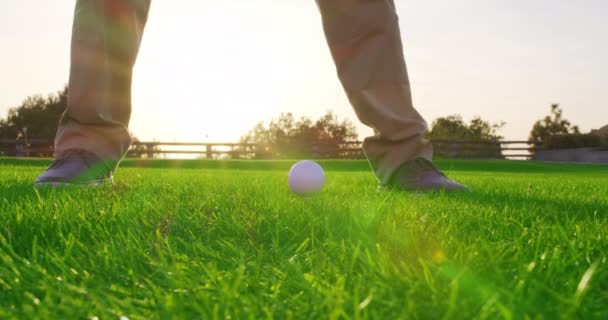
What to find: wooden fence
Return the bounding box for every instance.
[1,139,540,160]
[0,139,55,157]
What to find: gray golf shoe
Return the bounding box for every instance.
[35,149,114,187]
[383,158,470,192]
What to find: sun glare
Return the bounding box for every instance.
[130,1,359,143]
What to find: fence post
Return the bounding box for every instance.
[206,144,212,159]
[146,144,154,159]
[496,141,502,158]
[450,141,458,158]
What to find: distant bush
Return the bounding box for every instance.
[238,112,359,159]
[529,104,580,144]
[542,133,606,150]
[0,86,67,140]
[427,114,504,142]
[426,114,505,158]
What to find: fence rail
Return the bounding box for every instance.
[0,139,541,160]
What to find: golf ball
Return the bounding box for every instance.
[288,160,326,194]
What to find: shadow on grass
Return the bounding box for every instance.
[444,186,607,226]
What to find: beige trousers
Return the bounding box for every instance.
[56,0,433,183]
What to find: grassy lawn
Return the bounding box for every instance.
[0,158,606,319]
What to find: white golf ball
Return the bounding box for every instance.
[288,160,326,195]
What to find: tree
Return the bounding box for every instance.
[0,86,157,157]
[0,86,68,141]
[529,104,607,150]
[426,115,505,158]
[529,104,580,143]
[239,112,358,159]
[426,114,504,141]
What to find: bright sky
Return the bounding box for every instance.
[1,0,607,142]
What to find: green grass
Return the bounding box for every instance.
[0,158,606,319]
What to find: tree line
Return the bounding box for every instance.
[1,87,606,158]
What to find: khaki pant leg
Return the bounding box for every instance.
[55,0,151,165]
[317,0,433,183]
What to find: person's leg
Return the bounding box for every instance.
[316,0,467,191]
[57,0,151,165]
[316,0,431,184]
[36,0,151,185]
